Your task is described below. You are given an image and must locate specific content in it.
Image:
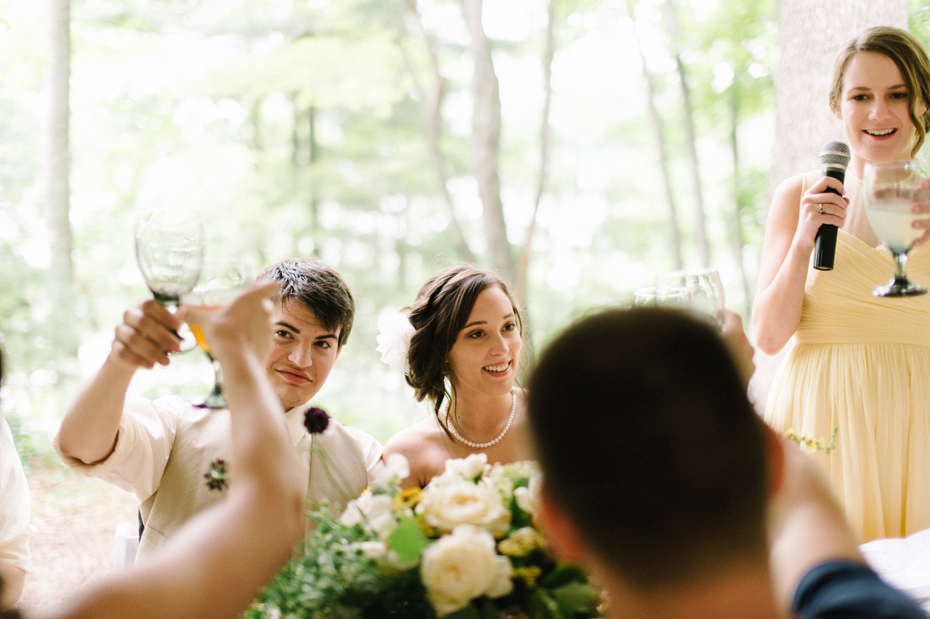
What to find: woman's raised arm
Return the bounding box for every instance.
[753,174,847,354]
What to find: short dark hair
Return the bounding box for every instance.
[257,258,355,349]
[405,265,523,422]
[830,26,930,156]
[528,308,768,589]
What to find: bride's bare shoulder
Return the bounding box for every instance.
[383,416,448,486]
[384,416,443,447]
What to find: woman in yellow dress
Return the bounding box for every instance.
[754,26,930,541]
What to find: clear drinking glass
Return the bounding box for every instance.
[656,268,725,325]
[863,160,930,297]
[632,286,692,309]
[183,257,253,409]
[135,209,204,351]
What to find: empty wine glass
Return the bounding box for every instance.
[863,160,930,297]
[183,257,253,409]
[656,268,725,326]
[135,209,204,351]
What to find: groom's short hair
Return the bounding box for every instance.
[527,307,769,589]
[258,258,355,349]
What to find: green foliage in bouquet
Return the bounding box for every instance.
[247,454,600,619]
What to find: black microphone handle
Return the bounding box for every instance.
[812,167,846,271]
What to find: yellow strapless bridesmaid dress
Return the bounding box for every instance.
[765,230,930,542]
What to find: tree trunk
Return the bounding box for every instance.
[728,89,751,316]
[627,0,683,273]
[45,0,74,356]
[290,92,300,167]
[248,99,262,152]
[394,0,474,263]
[514,0,556,305]
[462,0,514,284]
[664,0,709,267]
[308,104,319,239]
[770,0,907,198]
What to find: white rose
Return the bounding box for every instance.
[486,555,515,598]
[374,453,411,487]
[358,492,398,538]
[340,492,397,537]
[444,453,490,481]
[514,469,542,521]
[340,501,364,528]
[421,525,514,617]
[417,479,511,537]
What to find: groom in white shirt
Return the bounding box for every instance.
[55,258,381,561]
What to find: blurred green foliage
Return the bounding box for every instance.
[2,0,786,450]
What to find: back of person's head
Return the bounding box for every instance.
[257,258,355,349]
[405,265,522,409]
[528,307,768,590]
[830,25,930,155]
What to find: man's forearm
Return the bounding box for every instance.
[767,442,863,610]
[57,354,136,464]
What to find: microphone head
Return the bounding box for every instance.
[820,140,850,169]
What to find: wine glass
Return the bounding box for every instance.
[632,286,691,309]
[183,257,253,409]
[135,209,204,351]
[656,268,725,326]
[863,160,930,297]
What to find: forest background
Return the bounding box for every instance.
[2,0,927,454]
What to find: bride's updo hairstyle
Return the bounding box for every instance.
[405,265,523,419]
[829,26,930,157]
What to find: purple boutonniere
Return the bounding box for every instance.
[304,406,331,434]
[204,459,228,491]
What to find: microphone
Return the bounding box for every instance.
[812,140,851,271]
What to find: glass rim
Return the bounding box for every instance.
[863,159,928,172]
[657,267,721,279]
[634,285,691,297]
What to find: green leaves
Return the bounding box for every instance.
[387,516,428,563]
[549,582,600,616]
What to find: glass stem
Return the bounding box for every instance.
[210,356,223,397]
[894,251,910,284]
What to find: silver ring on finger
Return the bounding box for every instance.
[819,204,824,215]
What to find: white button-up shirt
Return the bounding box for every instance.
[0,412,31,572]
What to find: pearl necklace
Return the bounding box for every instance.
[443,390,516,450]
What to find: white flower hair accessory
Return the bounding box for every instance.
[376,308,416,371]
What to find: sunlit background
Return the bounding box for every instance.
[1,0,928,450]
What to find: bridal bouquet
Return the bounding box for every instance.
[247,454,600,619]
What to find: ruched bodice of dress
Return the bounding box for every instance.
[765,228,930,542]
[796,231,930,346]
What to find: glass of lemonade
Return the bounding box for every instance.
[863,160,930,297]
[183,257,253,409]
